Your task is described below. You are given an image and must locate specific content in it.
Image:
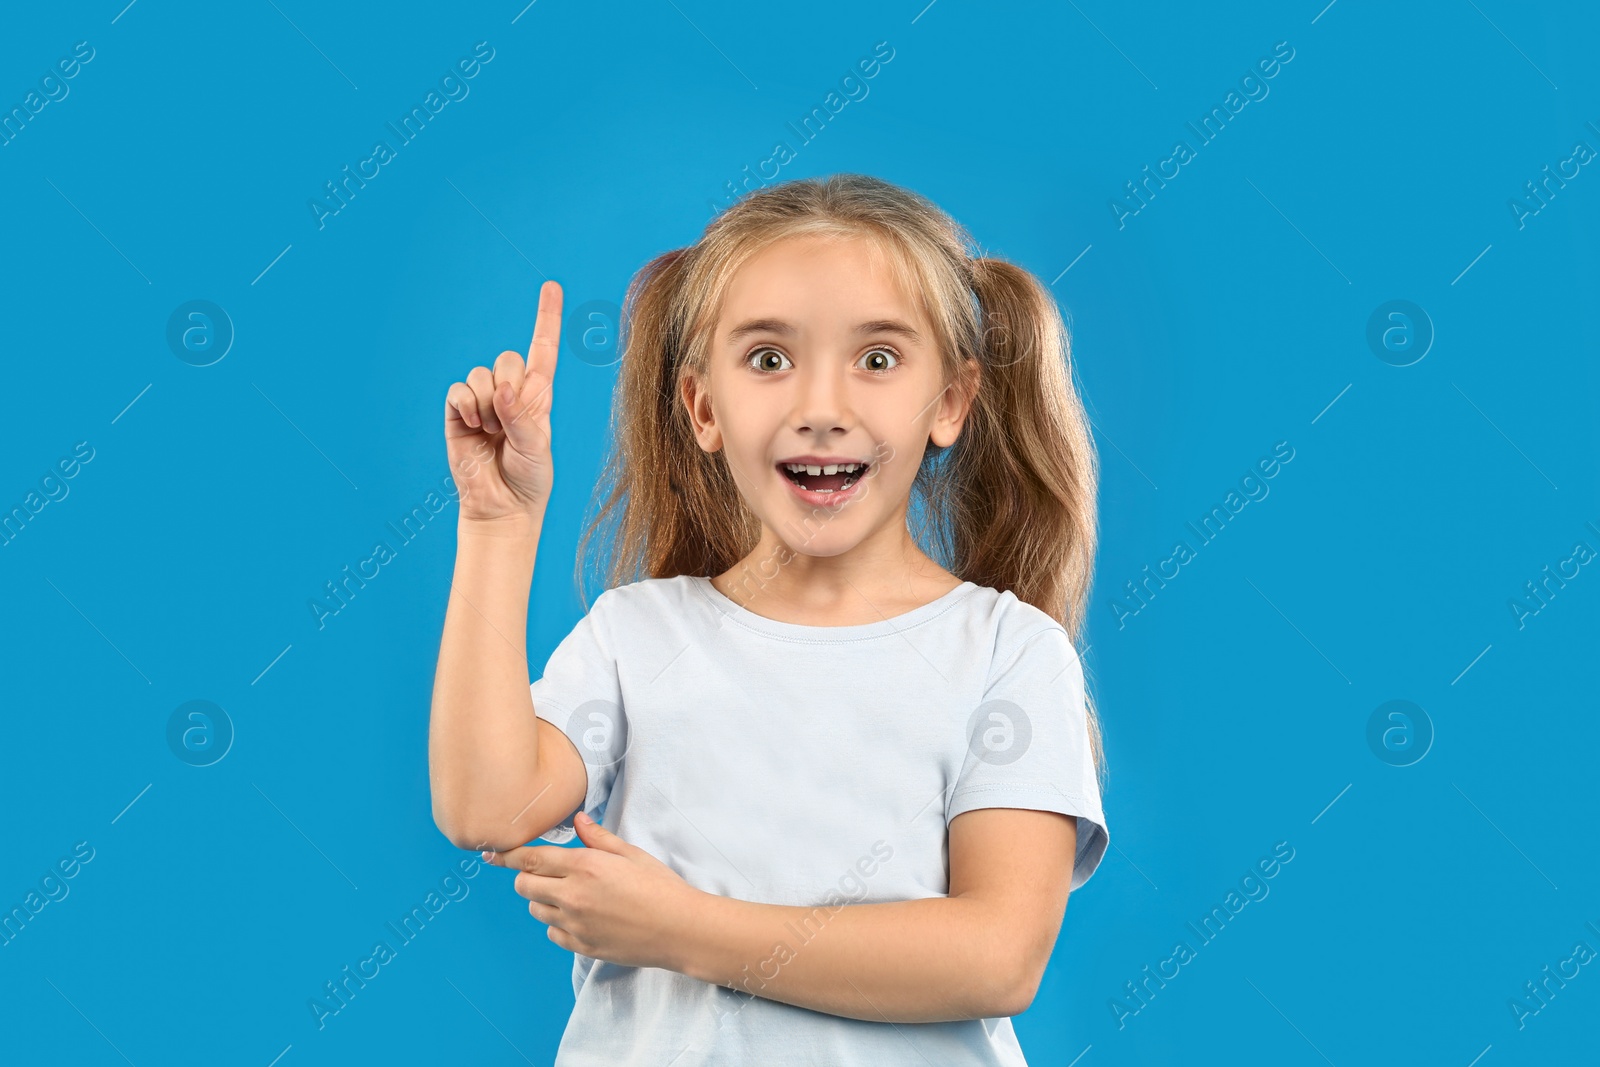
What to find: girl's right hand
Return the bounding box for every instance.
[445,280,563,525]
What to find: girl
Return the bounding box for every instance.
[429,174,1109,1065]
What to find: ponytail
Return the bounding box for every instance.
[576,248,760,602]
[920,255,1103,778]
[945,256,1098,638]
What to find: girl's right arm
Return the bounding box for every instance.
[428,281,587,852]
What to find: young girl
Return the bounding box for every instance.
[429,173,1108,1065]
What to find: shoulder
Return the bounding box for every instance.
[557,577,704,653]
[594,574,700,605]
[588,574,706,625]
[958,583,1081,684]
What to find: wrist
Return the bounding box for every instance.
[458,510,544,542]
[665,886,725,982]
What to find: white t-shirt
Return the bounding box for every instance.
[528,574,1109,1066]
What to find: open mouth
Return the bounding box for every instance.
[778,461,870,495]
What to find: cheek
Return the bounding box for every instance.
[716,397,777,453]
[868,427,929,485]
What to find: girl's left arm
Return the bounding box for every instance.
[487,806,1079,1024]
[675,808,1078,1023]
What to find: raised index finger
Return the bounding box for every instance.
[528,279,563,385]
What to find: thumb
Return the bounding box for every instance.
[496,368,551,452]
[573,810,629,853]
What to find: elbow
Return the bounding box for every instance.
[431,794,475,851]
[994,946,1048,1018]
[999,972,1041,1018]
[961,949,1040,1019]
[429,781,475,850]
[431,809,481,852]
[433,793,565,852]
[959,903,1053,1019]
[431,804,525,854]
[436,820,527,854]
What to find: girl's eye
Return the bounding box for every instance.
[746,346,901,373]
[858,347,900,373]
[747,347,792,372]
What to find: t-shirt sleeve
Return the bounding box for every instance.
[528,591,628,845]
[946,622,1109,892]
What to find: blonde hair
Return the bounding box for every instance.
[575,173,1104,780]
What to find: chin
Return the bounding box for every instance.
[775,534,861,558]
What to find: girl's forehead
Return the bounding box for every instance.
[738,231,902,278]
[713,234,932,329]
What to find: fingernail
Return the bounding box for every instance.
[481,850,494,863]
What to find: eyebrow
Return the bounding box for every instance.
[724,318,924,345]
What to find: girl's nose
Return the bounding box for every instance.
[793,360,850,433]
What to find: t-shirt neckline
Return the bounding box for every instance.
[689,575,979,642]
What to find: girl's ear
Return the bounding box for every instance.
[681,371,722,452]
[929,357,980,449]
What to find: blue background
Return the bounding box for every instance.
[2,1,1596,1063]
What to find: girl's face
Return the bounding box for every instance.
[683,233,973,559]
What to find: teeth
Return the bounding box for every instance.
[781,460,866,496]
[784,462,863,473]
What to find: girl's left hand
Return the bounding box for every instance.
[482,811,703,972]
